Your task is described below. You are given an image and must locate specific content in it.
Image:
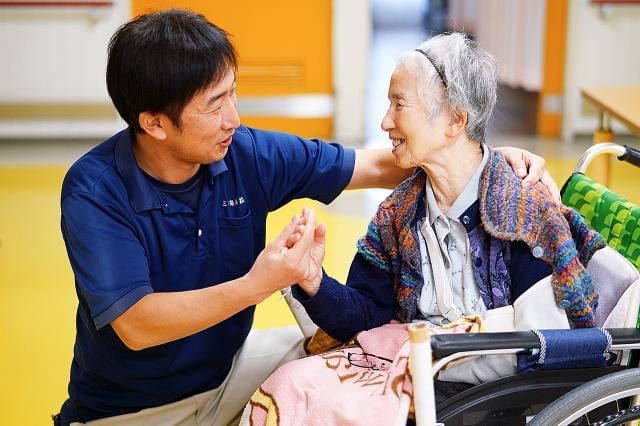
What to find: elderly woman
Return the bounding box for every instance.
[244,33,604,425]
[292,33,602,339]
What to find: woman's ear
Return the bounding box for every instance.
[138,111,168,140]
[446,110,467,138]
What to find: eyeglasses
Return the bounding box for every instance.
[347,352,394,371]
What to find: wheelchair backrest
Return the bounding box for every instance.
[562,172,640,270]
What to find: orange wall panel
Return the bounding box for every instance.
[537,0,568,137]
[131,1,333,96]
[239,116,332,140]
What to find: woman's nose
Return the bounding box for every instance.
[381,110,394,132]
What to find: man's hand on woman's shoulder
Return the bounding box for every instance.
[495,146,561,202]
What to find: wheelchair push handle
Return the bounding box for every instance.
[573,142,640,174]
[620,144,640,168]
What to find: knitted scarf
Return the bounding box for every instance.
[357,150,606,327]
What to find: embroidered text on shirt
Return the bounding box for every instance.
[222,197,245,207]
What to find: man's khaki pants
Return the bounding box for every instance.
[72,327,304,426]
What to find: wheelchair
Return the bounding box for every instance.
[281,142,640,426]
[403,142,640,426]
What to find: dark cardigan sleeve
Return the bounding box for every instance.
[292,252,396,342]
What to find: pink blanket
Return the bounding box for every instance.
[245,320,479,425]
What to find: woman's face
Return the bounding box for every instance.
[381,64,450,169]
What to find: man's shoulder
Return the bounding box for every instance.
[61,131,123,202]
[228,125,314,170]
[232,125,321,148]
[231,124,345,169]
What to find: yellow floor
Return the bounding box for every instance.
[1,156,639,424]
[0,165,369,424]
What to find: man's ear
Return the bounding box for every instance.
[138,111,167,140]
[445,110,467,138]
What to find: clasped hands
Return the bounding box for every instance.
[247,207,325,300]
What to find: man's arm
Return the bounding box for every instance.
[112,275,260,350]
[62,189,318,351]
[348,146,560,200]
[112,212,319,350]
[346,149,411,190]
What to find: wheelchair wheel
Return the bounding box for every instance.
[528,369,640,426]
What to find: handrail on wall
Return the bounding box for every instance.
[0,1,113,7]
[591,0,640,3]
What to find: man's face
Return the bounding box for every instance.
[163,70,240,165]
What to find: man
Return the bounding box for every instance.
[56,9,556,425]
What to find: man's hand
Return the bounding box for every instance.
[496,146,561,202]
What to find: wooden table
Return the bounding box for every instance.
[580,86,640,185]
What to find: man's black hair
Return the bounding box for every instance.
[106,9,237,133]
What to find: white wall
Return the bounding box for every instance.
[0,6,128,102]
[563,1,640,141]
[0,1,371,142]
[0,4,130,137]
[451,0,546,92]
[333,0,371,146]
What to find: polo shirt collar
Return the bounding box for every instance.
[207,159,228,180]
[115,128,228,212]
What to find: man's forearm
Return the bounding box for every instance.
[112,210,319,350]
[346,149,412,190]
[111,275,266,350]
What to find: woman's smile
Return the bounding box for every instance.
[391,138,406,154]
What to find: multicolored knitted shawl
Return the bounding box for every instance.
[357,150,606,328]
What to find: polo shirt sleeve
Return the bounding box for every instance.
[61,192,153,330]
[248,127,356,211]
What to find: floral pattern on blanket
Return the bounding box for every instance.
[245,318,483,426]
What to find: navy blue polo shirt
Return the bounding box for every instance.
[59,125,355,423]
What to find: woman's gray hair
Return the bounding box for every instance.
[398,33,497,143]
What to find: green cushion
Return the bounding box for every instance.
[563,173,640,270]
[563,173,640,329]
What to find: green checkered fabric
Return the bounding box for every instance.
[563,173,640,329]
[562,173,640,271]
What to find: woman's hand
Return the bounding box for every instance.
[285,207,326,297]
[496,146,561,202]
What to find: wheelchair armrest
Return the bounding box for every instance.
[430,328,640,358]
[431,331,537,358]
